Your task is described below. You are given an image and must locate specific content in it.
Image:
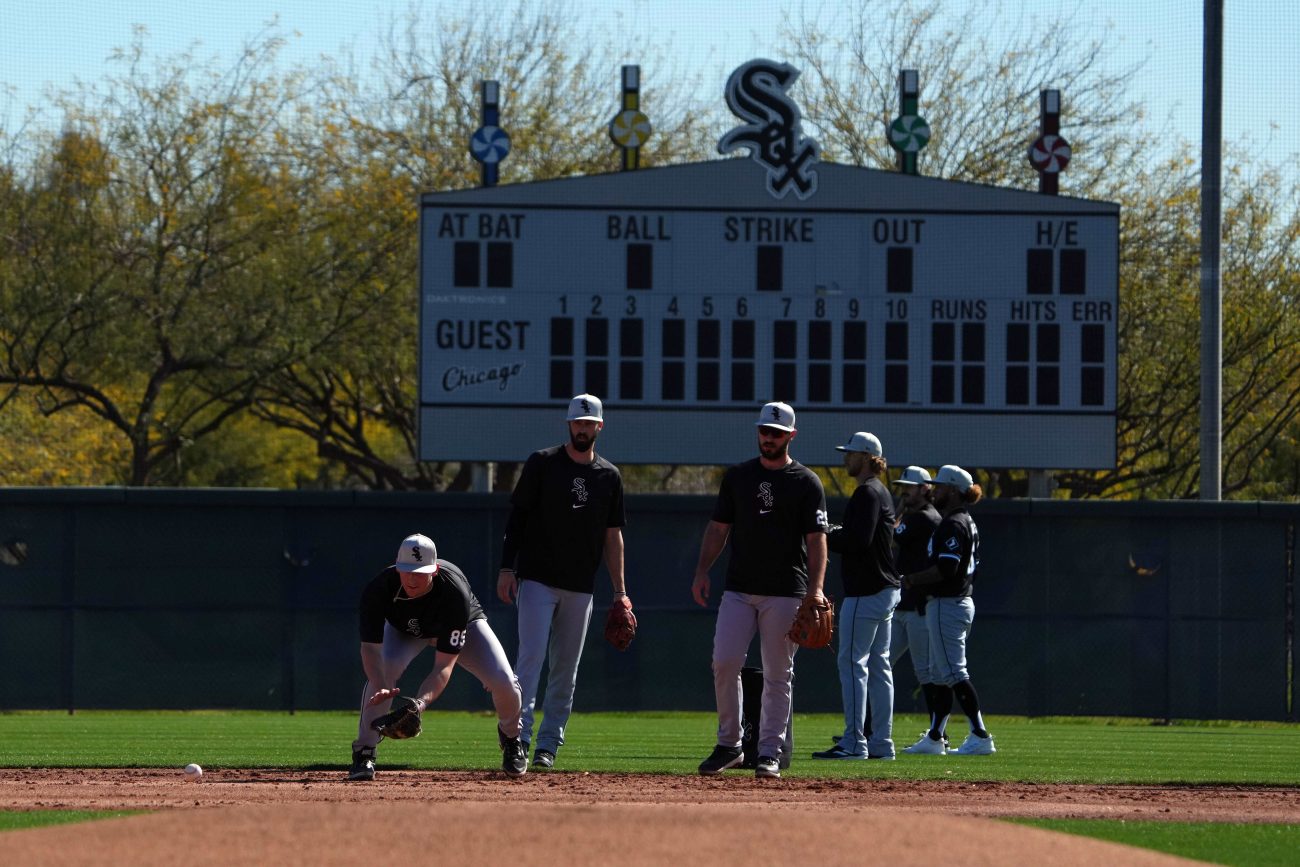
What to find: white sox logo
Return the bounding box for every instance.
[572,477,589,508]
[406,618,423,637]
[718,59,820,200]
[757,481,774,514]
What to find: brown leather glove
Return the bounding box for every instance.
[603,596,637,651]
[787,593,834,649]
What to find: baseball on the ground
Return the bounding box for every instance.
[183,763,203,781]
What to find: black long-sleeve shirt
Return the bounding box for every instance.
[826,476,899,597]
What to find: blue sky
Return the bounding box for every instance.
[1,1,1296,172]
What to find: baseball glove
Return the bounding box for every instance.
[787,593,834,649]
[603,596,637,651]
[371,695,422,740]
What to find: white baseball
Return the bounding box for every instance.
[183,763,203,781]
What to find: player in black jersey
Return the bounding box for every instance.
[900,466,995,756]
[692,401,829,779]
[497,393,629,770]
[349,533,526,780]
[813,431,901,760]
[889,466,946,751]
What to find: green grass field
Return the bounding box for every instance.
[1011,819,1300,867]
[2,710,1298,863]
[0,811,141,831]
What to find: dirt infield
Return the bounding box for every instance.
[4,768,1298,865]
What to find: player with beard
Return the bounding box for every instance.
[899,465,994,755]
[693,401,829,779]
[498,393,629,770]
[889,467,947,752]
[813,431,900,760]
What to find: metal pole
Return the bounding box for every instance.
[1038,90,1062,196]
[897,70,920,176]
[1199,0,1223,500]
[1028,88,1063,499]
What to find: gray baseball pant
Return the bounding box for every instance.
[926,596,975,686]
[353,618,522,753]
[711,591,801,759]
[515,579,594,754]
[889,608,933,684]
[836,587,900,757]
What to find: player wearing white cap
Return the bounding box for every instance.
[497,393,628,770]
[889,467,947,750]
[900,466,995,755]
[692,401,829,779]
[349,533,526,781]
[812,432,901,760]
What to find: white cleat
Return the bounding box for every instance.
[902,733,947,755]
[949,732,996,755]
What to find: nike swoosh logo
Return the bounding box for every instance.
[759,509,772,514]
[572,504,587,509]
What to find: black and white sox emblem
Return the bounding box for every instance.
[757,481,774,514]
[572,477,589,507]
[718,59,820,200]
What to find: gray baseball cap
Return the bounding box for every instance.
[932,465,974,492]
[566,393,603,422]
[835,431,882,456]
[395,533,439,574]
[756,401,796,432]
[893,466,933,486]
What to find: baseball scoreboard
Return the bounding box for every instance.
[418,158,1117,468]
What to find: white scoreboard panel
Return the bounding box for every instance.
[418,160,1118,468]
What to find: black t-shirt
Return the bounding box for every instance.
[711,457,828,597]
[826,477,899,597]
[894,503,941,611]
[927,508,980,598]
[500,445,626,593]
[357,561,485,653]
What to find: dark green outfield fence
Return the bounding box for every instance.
[0,488,1295,721]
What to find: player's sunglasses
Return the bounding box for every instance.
[758,427,790,438]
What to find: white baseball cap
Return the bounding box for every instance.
[566,393,603,422]
[756,401,796,432]
[932,465,974,492]
[893,466,933,486]
[394,533,439,574]
[835,431,882,456]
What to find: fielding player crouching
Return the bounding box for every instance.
[348,533,527,781]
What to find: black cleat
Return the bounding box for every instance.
[812,744,867,760]
[697,745,744,776]
[347,749,375,782]
[500,727,528,777]
[532,749,556,770]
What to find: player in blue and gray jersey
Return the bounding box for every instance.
[889,466,945,748]
[900,465,995,756]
